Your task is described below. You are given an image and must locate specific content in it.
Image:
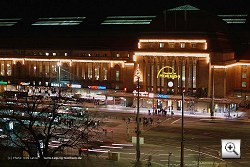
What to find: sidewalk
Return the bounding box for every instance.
[88,104,246,119]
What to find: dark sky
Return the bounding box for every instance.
[0,0,249,18]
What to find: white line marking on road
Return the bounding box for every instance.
[238,161,249,164]
[159,154,169,156]
[171,118,181,124]
[174,155,191,158]
[122,152,145,155]
[203,147,219,152]
[185,148,225,161]
[154,150,165,152]
[187,154,198,156]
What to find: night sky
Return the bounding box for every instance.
[0,0,249,18]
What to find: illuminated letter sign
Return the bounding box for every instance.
[157,66,180,79]
[157,94,169,99]
[88,86,106,90]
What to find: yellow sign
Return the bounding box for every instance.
[157,66,180,79]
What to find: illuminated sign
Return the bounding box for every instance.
[88,86,107,90]
[157,94,169,99]
[157,66,180,79]
[71,84,81,88]
[133,90,149,97]
[20,82,30,86]
[0,81,7,85]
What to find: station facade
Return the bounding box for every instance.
[0,5,249,113]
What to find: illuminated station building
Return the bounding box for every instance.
[0,5,250,113]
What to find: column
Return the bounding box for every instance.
[153,57,157,93]
[174,58,178,95]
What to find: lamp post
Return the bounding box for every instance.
[180,88,185,167]
[135,64,141,163]
[86,108,89,157]
[211,65,215,117]
[57,61,61,99]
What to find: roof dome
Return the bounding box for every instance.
[149,5,230,33]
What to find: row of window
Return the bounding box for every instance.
[0,61,121,82]
[140,42,198,49]
[0,50,131,58]
[1,62,12,76]
[159,42,197,49]
[242,65,247,88]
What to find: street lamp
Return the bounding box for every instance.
[135,64,141,163]
[211,65,215,117]
[180,88,185,167]
[57,61,61,99]
[86,108,89,157]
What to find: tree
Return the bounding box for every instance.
[0,96,104,167]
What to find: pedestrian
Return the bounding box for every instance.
[126,127,129,138]
[171,111,174,116]
[149,117,153,124]
[147,155,152,166]
[157,118,161,125]
[127,117,130,123]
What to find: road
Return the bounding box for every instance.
[94,110,250,167]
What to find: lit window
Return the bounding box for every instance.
[52,65,57,73]
[39,81,41,85]
[0,18,20,26]
[32,17,86,26]
[116,54,120,58]
[128,54,130,57]
[46,52,49,56]
[45,82,49,86]
[242,81,247,87]
[33,81,36,86]
[82,64,85,79]
[116,70,120,81]
[180,43,185,48]
[7,63,12,76]
[94,66,100,80]
[169,43,175,48]
[160,43,165,48]
[101,16,156,25]
[1,63,4,76]
[45,64,49,78]
[242,65,247,70]
[242,72,247,78]
[53,53,56,56]
[88,63,92,79]
[191,43,196,48]
[103,64,108,80]
[65,53,67,56]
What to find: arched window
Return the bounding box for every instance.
[114,64,121,81]
[15,62,22,78]
[61,63,69,80]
